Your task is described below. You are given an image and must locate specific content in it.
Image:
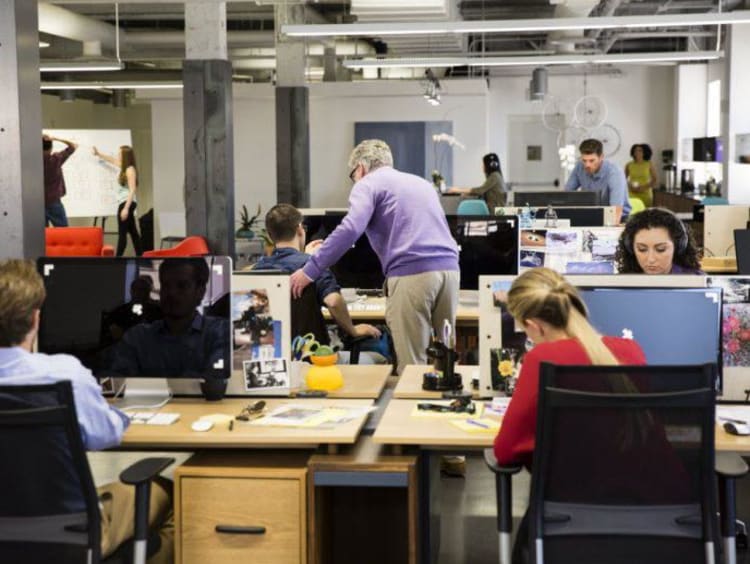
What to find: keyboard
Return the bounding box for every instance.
[348,303,384,312]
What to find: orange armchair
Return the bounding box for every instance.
[45,227,115,257]
[142,236,210,257]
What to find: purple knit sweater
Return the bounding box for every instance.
[303,166,459,281]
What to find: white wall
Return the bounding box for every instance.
[144,80,489,225]
[309,80,489,206]
[725,23,750,203]
[489,66,675,184]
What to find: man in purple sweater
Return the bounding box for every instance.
[290,139,459,372]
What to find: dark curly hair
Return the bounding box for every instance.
[629,143,653,161]
[615,208,701,273]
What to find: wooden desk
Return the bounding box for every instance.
[701,256,738,274]
[294,364,390,399]
[373,399,498,449]
[121,398,373,450]
[393,365,480,399]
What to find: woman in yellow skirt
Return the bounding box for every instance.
[625,143,658,208]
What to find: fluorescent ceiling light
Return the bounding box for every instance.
[283,10,750,37]
[39,41,50,48]
[40,61,125,72]
[343,50,723,69]
[41,81,183,91]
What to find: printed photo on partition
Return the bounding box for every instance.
[491,280,513,309]
[232,288,281,370]
[565,261,615,274]
[520,230,547,248]
[243,358,289,390]
[545,229,581,253]
[584,228,621,261]
[520,250,545,268]
[711,277,750,367]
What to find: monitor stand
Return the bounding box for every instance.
[115,378,171,409]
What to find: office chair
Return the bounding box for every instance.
[291,284,376,364]
[457,199,491,216]
[627,197,646,216]
[485,363,747,564]
[45,227,115,257]
[0,381,174,564]
[141,235,209,257]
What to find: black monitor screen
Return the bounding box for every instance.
[303,213,384,289]
[580,287,722,389]
[446,215,519,290]
[533,206,605,227]
[37,257,232,379]
[515,190,600,207]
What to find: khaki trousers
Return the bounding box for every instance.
[386,270,460,374]
[98,480,174,564]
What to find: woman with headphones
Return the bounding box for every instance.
[615,207,703,274]
[447,152,507,212]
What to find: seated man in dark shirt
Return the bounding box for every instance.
[109,258,228,378]
[106,275,163,343]
[255,204,381,346]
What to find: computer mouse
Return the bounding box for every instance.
[723,421,750,436]
[191,419,214,432]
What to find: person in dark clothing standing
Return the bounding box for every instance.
[42,134,77,227]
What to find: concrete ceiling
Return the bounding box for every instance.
[37,0,742,87]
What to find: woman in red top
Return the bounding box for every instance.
[493,267,646,468]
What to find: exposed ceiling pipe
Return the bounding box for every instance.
[38,3,122,51]
[587,0,625,41]
[547,0,602,54]
[601,29,715,53]
[127,30,275,48]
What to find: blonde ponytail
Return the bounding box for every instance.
[507,267,618,366]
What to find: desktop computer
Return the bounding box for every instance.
[446,215,519,291]
[37,256,233,403]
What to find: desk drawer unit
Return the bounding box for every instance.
[175,453,308,564]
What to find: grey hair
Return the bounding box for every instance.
[347,139,394,171]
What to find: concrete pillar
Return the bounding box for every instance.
[0,0,44,259]
[723,24,750,204]
[275,3,310,206]
[183,2,235,257]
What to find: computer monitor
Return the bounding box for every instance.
[578,286,722,389]
[535,206,606,227]
[303,212,384,290]
[734,229,750,275]
[513,190,601,207]
[446,215,519,290]
[37,257,232,385]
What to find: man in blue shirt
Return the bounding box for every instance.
[565,138,630,218]
[255,204,381,344]
[0,259,172,563]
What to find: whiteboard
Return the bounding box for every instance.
[46,129,132,218]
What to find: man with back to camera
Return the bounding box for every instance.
[109,258,229,378]
[255,204,382,355]
[42,133,78,227]
[565,138,630,219]
[0,259,173,563]
[289,139,460,373]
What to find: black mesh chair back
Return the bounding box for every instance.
[0,381,102,564]
[291,284,330,346]
[529,363,718,564]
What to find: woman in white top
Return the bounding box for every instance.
[93,145,143,256]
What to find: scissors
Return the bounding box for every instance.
[442,319,453,349]
[292,333,320,361]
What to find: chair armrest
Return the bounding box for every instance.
[119,457,175,486]
[484,448,523,476]
[101,245,115,257]
[716,452,749,479]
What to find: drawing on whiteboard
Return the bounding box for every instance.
[45,129,132,218]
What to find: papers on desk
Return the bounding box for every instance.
[128,412,180,425]
[716,406,750,425]
[451,418,501,434]
[248,403,375,428]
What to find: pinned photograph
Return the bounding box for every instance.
[520,250,545,268]
[243,358,289,391]
[545,230,581,252]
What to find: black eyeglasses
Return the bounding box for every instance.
[348,166,358,183]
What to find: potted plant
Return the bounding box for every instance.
[236,204,261,239]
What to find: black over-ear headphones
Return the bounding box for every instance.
[623,208,689,255]
[483,153,500,173]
